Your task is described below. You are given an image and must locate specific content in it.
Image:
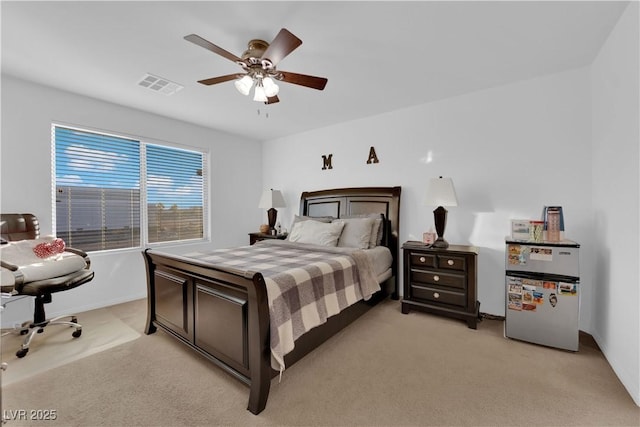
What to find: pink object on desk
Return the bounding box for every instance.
[33,238,66,258]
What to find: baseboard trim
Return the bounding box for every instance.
[480,312,505,321]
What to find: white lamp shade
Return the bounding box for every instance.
[258,189,286,209]
[262,77,279,97]
[425,177,458,207]
[253,84,267,102]
[234,75,253,96]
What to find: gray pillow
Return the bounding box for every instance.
[341,213,384,248]
[333,217,375,249]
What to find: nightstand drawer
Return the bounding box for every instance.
[411,284,466,307]
[410,253,436,268]
[411,269,465,289]
[437,255,466,271]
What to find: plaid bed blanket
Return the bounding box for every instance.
[183,239,380,373]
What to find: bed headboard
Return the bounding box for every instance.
[299,186,401,276]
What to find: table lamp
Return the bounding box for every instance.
[425,176,458,248]
[258,189,286,231]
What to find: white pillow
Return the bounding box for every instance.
[288,219,345,247]
[287,215,334,240]
[334,217,375,249]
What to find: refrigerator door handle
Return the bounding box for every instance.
[506,270,579,283]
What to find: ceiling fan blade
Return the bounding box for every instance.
[279,71,328,91]
[184,34,242,63]
[197,74,240,86]
[265,95,280,105]
[261,28,302,66]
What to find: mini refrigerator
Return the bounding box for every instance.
[505,239,580,351]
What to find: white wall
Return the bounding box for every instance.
[1,75,263,326]
[263,68,593,322]
[590,2,639,406]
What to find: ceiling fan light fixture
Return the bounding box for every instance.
[234,75,253,96]
[186,29,327,106]
[253,83,268,102]
[262,77,279,97]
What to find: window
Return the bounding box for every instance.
[53,125,207,252]
[146,144,204,243]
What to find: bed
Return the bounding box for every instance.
[143,186,401,414]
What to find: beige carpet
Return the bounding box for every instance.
[1,305,140,386]
[2,298,639,426]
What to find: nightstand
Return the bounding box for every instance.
[401,241,480,329]
[249,232,287,245]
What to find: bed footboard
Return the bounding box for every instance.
[143,249,272,414]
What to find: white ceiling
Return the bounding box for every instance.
[1,1,629,141]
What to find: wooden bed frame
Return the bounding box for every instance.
[143,186,401,414]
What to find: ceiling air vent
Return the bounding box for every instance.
[138,73,183,95]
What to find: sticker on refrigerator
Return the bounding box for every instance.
[522,303,537,312]
[559,282,578,296]
[549,293,558,307]
[533,291,544,304]
[508,245,528,265]
[522,290,534,303]
[508,293,522,310]
[543,281,557,290]
[508,283,522,294]
[530,247,553,261]
[522,279,542,288]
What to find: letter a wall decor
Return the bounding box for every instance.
[366,146,379,164]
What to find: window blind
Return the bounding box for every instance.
[54,127,141,251]
[146,144,205,243]
[53,125,206,251]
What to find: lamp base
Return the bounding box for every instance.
[432,206,450,249]
[432,237,449,249]
[267,208,278,230]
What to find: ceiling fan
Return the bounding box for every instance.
[185,28,328,105]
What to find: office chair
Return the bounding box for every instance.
[0,213,94,358]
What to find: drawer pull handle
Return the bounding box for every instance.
[447,259,454,266]
[433,275,440,281]
[419,257,426,263]
[433,292,440,299]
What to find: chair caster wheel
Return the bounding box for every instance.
[72,329,82,338]
[16,348,29,358]
[19,329,28,336]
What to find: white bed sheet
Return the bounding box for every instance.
[363,245,393,280]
